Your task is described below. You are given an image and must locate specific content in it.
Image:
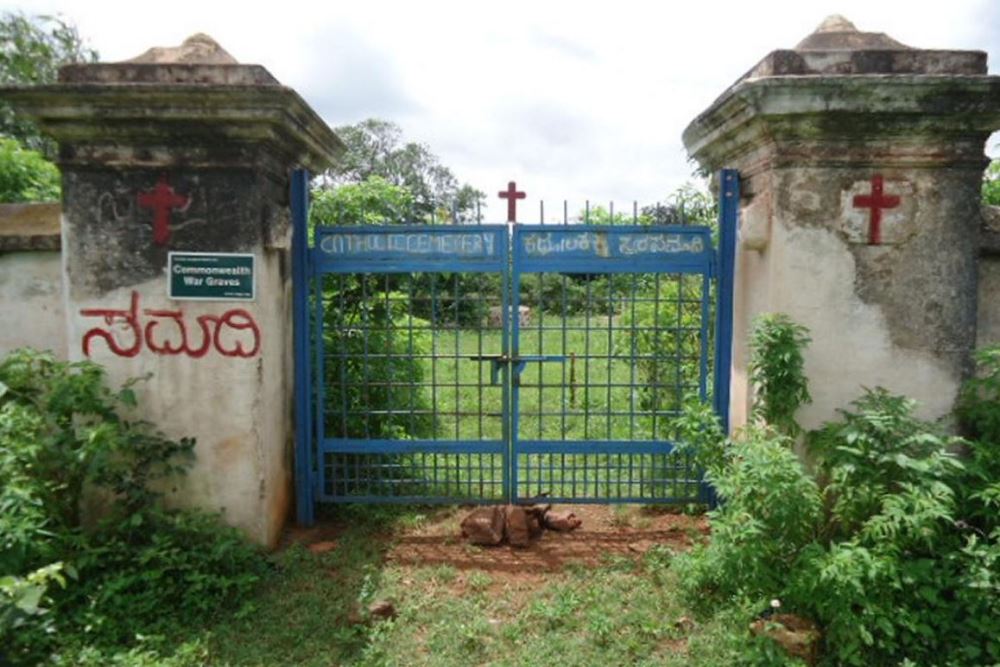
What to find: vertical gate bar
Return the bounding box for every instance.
[699,273,711,401]
[454,276,461,442]
[385,275,395,446]
[506,229,517,502]
[561,273,569,498]
[476,269,484,499]
[713,170,739,433]
[628,273,638,441]
[651,273,662,441]
[711,169,740,505]
[453,275,462,496]
[407,276,416,441]
[430,275,438,489]
[628,272,638,497]
[291,168,314,525]
[583,275,591,495]
[315,280,327,495]
[361,276,371,441]
[606,279,614,442]
[338,275,348,434]
[674,274,684,417]
[537,270,543,442]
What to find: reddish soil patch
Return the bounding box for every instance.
[284,505,709,593]
[386,505,708,574]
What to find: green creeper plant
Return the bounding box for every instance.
[748,313,812,437]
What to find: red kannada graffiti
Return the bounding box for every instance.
[80,291,261,359]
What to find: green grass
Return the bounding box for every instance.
[323,314,705,502]
[88,506,783,667]
[431,315,660,443]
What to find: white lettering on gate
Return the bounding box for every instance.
[618,234,704,255]
[318,232,496,257]
[521,232,703,257]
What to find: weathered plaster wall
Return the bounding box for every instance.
[683,17,1000,433]
[1,37,341,546]
[0,203,66,358]
[729,166,976,432]
[69,246,292,546]
[0,251,66,357]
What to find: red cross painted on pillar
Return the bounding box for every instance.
[852,175,900,246]
[498,181,526,223]
[137,174,190,246]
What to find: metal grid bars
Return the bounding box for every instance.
[510,225,714,503]
[293,170,740,522]
[312,226,510,503]
[513,272,709,444]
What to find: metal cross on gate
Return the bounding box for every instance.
[853,174,900,246]
[498,181,526,223]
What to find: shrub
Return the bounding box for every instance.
[679,315,1000,665]
[956,344,1000,445]
[61,510,266,646]
[618,278,704,420]
[323,287,435,439]
[0,562,70,665]
[0,349,266,663]
[676,425,821,604]
[0,136,60,202]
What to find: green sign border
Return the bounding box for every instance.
[168,252,256,302]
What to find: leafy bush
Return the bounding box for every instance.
[678,316,1000,665]
[748,313,811,436]
[0,562,70,663]
[61,510,265,646]
[323,287,435,439]
[618,278,704,420]
[807,390,963,539]
[0,349,266,664]
[0,136,60,202]
[956,344,1000,444]
[676,425,821,604]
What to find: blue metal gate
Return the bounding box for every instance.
[293,170,739,523]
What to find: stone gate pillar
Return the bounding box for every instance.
[683,16,1000,430]
[4,36,342,546]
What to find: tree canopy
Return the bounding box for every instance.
[0,11,97,156]
[0,137,60,202]
[327,118,484,222]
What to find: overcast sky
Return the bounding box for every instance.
[4,0,999,220]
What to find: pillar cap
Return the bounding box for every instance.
[1,34,343,174]
[682,17,1000,173]
[738,15,984,79]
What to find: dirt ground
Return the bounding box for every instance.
[288,504,709,586]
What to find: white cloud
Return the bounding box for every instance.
[3,0,998,219]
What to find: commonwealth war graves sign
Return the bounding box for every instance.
[168,252,255,301]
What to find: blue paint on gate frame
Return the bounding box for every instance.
[291,170,740,522]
